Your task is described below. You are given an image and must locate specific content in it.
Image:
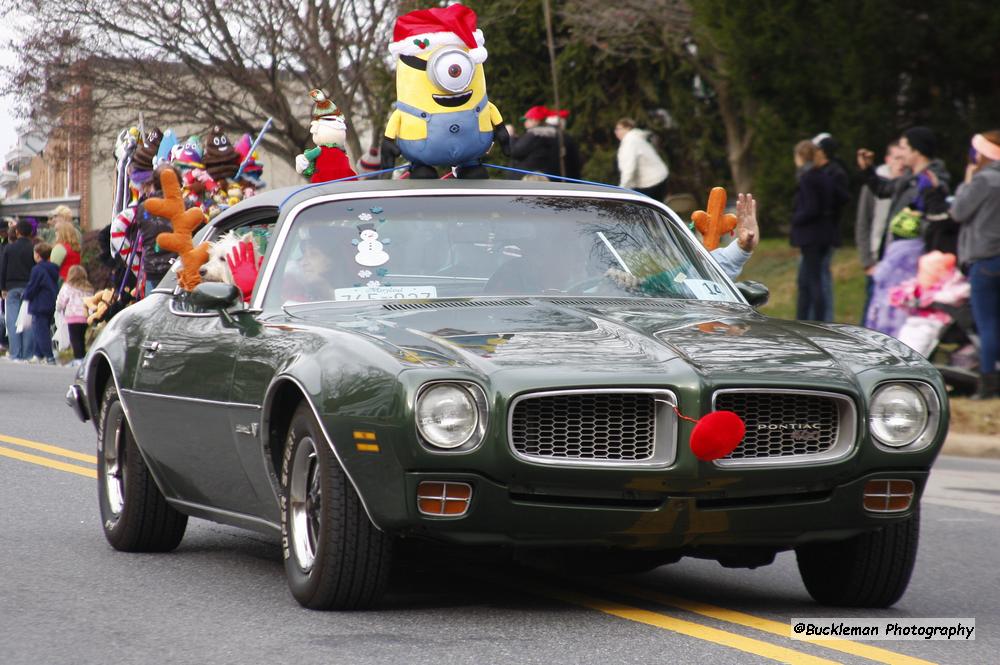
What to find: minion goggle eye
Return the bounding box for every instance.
[427,47,474,93]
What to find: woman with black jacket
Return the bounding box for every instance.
[791,140,839,321]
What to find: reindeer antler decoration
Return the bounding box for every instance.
[149,169,210,290]
[691,187,738,251]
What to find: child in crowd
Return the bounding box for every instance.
[56,264,94,366]
[23,242,60,364]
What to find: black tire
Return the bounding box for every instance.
[97,383,188,552]
[281,403,392,610]
[796,508,919,607]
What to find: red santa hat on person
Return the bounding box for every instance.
[545,108,570,127]
[389,3,487,64]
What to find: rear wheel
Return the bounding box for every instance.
[796,509,919,607]
[97,383,188,551]
[281,403,392,609]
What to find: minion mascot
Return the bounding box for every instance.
[381,3,510,179]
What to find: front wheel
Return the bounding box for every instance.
[281,403,392,610]
[97,383,188,551]
[796,509,919,607]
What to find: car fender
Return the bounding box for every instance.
[260,350,411,532]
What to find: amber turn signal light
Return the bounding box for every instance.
[417,481,473,517]
[863,479,915,513]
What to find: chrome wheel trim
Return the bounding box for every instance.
[289,436,321,572]
[104,415,127,516]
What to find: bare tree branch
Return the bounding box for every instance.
[2,0,397,162]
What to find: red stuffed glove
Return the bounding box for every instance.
[226,239,262,302]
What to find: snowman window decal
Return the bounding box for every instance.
[353,224,390,267]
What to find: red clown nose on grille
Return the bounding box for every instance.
[689,410,746,461]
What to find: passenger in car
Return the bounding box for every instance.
[281,225,360,303]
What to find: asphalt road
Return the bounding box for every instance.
[0,361,996,665]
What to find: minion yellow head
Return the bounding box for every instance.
[389,4,489,114]
[395,47,487,113]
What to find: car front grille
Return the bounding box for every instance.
[509,391,675,465]
[713,390,855,465]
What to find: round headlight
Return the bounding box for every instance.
[416,384,479,449]
[869,383,929,447]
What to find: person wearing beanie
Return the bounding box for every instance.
[950,130,1000,398]
[356,144,382,175]
[790,140,838,322]
[857,127,951,337]
[809,132,850,321]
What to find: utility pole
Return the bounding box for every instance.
[541,0,565,179]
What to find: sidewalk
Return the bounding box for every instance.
[942,431,1000,459]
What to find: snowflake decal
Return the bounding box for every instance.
[357,269,372,278]
[366,280,381,288]
[358,212,373,221]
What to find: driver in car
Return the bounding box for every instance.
[486,193,759,296]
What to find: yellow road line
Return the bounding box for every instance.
[0,445,97,478]
[532,584,842,665]
[596,579,938,665]
[0,434,97,464]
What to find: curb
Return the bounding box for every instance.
[942,432,1000,459]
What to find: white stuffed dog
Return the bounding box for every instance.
[199,230,256,284]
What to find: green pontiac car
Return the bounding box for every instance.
[68,180,948,610]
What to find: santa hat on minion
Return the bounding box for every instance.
[389,3,487,64]
[310,89,347,131]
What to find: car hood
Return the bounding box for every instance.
[282,299,916,382]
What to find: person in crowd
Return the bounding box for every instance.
[0,220,38,361]
[857,126,950,336]
[355,145,382,175]
[50,221,82,282]
[0,219,13,353]
[811,133,850,320]
[855,140,906,324]
[950,130,1000,399]
[544,107,583,180]
[128,164,181,295]
[813,132,851,204]
[790,140,838,321]
[509,106,583,180]
[56,264,94,367]
[23,242,60,365]
[41,204,74,244]
[615,118,669,201]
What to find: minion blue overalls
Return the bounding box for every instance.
[393,94,495,169]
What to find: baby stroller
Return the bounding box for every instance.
[926,301,980,396]
[888,251,979,395]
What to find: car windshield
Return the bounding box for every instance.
[263,194,739,307]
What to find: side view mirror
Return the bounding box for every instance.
[735,280,769,307]
[190,282,242,310]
